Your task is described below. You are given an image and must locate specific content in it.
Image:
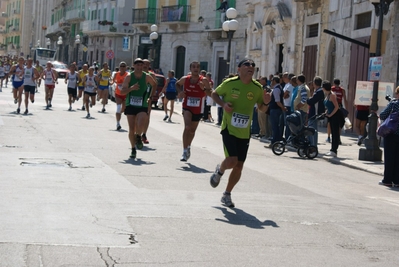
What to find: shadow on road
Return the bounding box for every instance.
[120,158,155,166]
[178,163,211,173]
[213,206,279,229]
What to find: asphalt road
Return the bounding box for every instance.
[0,82,398,267]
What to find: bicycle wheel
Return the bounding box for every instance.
[306,145,318,159]
[272,142,286,156]
[297,147,307,158]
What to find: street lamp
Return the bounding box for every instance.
[75,34,81,64]
[57,36,63,62]
[150,24,158,66]
[36,40,40,48]
[222,8,238,76]
[359,0,393,161]
[46,38,51,49]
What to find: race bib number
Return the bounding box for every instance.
[231,112,250,128]
[24,72,31,79]
[187,97,200,107]
[102,76,109,81]
[46,77,52,82]
[130,96,143,106]
[117,85,122,90]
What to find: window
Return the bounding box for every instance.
[103,9,106,20]
[308,24,319,38]
[111,8,114,22]
[355,12,372,30]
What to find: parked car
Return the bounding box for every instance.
[109,73,166,108]
[50,61,70,79]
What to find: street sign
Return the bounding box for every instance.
[368,56,382,81]
[122,36,130,51]
[82,46,88,52]
[105,50,114,59]
[354,81,394,114]
[140,36,152,44]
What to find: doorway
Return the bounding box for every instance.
[175,46,186,79]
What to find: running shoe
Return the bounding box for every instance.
[101,107,106,113]
[68,107,72,111]
[49,103,52,108]
[325,151,337,157]
[117,124,121,131]
[136,135,144,149]
[168,118,172,123]
[31,99,34,103]
[163,114,169,121]
[45,105,49,110]
[221,193,235,208]
[210,164,223,188]
[187,147,191,160]
[180,151,188,161]
[326,137,331,143]
[141,134,149,144]
[14,98,17,104]
[357,136,365,146]
[86,113,90,119]
[130,148,137,159]
[23,109,28,115]
[378,180,393,187]
[81,105,85,111]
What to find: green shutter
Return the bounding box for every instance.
[111,8,114,21]
[178,0,187,21]
[148,0,157,24]
[103,9,106,20]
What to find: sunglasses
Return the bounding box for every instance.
[241,62,255,67]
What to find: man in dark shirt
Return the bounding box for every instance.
[306,76,325,146]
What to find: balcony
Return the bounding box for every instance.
[65,9,85,22]
[59,21,71,30]
[45,22,63,37]
[161,5,190,31]
[132,8,158,31]
[81,20,101,35]
[101,21,134,36]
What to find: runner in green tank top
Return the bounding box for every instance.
[120,58,157,159]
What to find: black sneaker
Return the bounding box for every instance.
[102,108,106,113]
[23,109,28,115]
[117,124,122,131]
[130,148,137,159]
[82,105,85,111]
[163,114,169,121]
[16,108,20,114]
[136,135,144,149]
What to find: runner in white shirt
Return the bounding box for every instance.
[41,62,58,109]
[22,58,40,115]
[9,57,25,114]
[82,66,99,118]
[65,63,81,111]
[4,60,11,88]
[0,61,5,91]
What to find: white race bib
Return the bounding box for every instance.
[46,77,52,82]
[130,96,143,106]
[231,112,250,128]
[102,76,109,81]
[187,97,200,107]
[24,72,31,79]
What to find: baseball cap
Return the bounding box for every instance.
[238,58,255,67]
[133,58,144,64]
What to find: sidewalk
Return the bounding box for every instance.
[207,106,384,176]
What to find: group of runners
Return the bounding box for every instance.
[4,55,267,208]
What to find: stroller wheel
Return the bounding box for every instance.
[297,147,307,158]
[272,142,286,156]
[306,146,318,159]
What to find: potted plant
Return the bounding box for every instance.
[123,22,129,26]
[42,26,47,30]
[107,21,114,25]
[110,26,117,32]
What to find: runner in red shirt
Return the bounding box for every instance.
[112,62,129,130]
[175,61,212,161]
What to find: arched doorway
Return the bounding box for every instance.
[175,46,186,79]
[326,38,336,82]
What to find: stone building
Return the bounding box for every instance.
[246,0,399,123]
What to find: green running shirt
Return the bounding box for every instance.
[126,71,150,108]
[215,76,263,139]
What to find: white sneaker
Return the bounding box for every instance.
[180,151,188,161]
[325,151,337,157]
[210,164,223,188]
[221,193,235,208]
[187,147,191,160]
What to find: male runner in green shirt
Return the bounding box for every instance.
[209,59,271,208]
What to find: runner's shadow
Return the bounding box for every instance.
[110,129,128,132]
[213,206,279,229]
[178,163,212,173]
[82,116,97,120]
[120,158,155,166]
[141,146,156,152]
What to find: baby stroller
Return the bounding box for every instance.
[271,111,321,159]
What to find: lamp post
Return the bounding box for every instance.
[46,38,50,49]
[57,36,63,62]
[75,34,81,64]
[149,24,158,67]
[36,40,40,48]
[222,8,238,77]
[359,0,393,161]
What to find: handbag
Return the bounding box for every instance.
[377,109,399,137]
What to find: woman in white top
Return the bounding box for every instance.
[82,66,99,118]
[9,57,25,114]
[41,61,58,109]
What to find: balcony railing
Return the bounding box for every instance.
[65,9,85,21]
[104,22,134,35]
[161,5,190,23]
[132,8,158,24]
[82,20,101,33]
[46,22,62,35]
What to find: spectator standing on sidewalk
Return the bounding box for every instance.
[293,75,310,123]
[256,77,269,138]
[322,81,344,157]
[326,79,348,142]
[378,86,399,187]
[282,73,295,139]
[306,76,325,146]
[268,76,286,146]
[355,104,370,146]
